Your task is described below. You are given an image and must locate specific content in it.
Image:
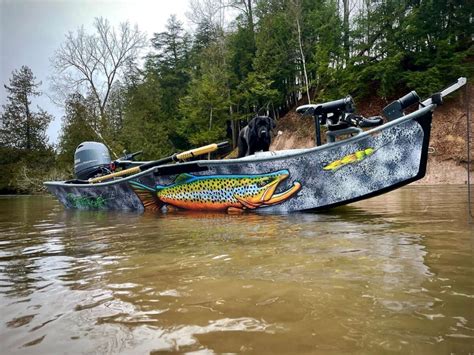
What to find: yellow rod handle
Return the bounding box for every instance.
[89,166,141,184]
[175,143,218,160]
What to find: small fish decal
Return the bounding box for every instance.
[130,170,301,212]
[323,148,375,171]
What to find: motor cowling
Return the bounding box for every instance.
[74,142,111,180]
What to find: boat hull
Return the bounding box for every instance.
[45,105,433,213]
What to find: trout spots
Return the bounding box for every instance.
[130,170,301,212]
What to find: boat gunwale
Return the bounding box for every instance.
[44,104,435,188]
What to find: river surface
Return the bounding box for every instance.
[0,186,472,354]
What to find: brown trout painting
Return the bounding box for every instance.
[130,170,301,212]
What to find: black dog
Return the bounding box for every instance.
[237,116,275,157]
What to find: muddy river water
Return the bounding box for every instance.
[0,186,472,354]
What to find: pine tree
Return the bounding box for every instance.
[120,68,175,159]
[150,15,192,122]
[253,0,299,110]
[0,66,56,193]
[0,66,52,151]
[179,45,231,146]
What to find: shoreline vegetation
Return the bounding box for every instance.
[1,1,473,194]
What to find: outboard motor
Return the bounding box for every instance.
[74,142,111,180]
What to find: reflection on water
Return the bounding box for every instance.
[0,186,472,354]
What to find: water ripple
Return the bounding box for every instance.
[0,189,472,353]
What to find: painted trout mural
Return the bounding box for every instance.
[130,169,301,212]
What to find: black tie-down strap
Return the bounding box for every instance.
[325,113,384,143]
[358,115,384,127]
[344,113,384,128]
[327,113,383,131]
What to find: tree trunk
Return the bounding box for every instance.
[247,0,254,35]
[246,0,256,54]
[230,105,237,149]
[24,93,31,150]
[343,0,350,62]
[209,106,213,130]
[296,17,311,104]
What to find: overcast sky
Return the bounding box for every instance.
[0,0,190,144]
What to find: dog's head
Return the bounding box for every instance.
[249,116,275,140]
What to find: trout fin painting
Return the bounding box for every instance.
[130,183,163,212]
[130,170,301,212]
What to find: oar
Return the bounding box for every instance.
[87,141,229,184]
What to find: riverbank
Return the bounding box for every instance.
[271,85,473,185]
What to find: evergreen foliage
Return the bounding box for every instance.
[3,1,472,193]
[85,0,473,159]
[1,66,52,151]
[179,45,231,146]
[57,93,98,170]
[120,68,175,159]
[58,0,474,171]
[149,15,192,127]
[0,66,55,193]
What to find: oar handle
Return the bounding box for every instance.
[89,166,141,184]
[175,142,221,160]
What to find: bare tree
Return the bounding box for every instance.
[291,0,311,104]
[51,18,147,119]
[226,0,254,34]
[187,0,226,30]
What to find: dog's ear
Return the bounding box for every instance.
[248,117,256,130]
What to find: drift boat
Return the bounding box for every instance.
[45,78,466,213]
